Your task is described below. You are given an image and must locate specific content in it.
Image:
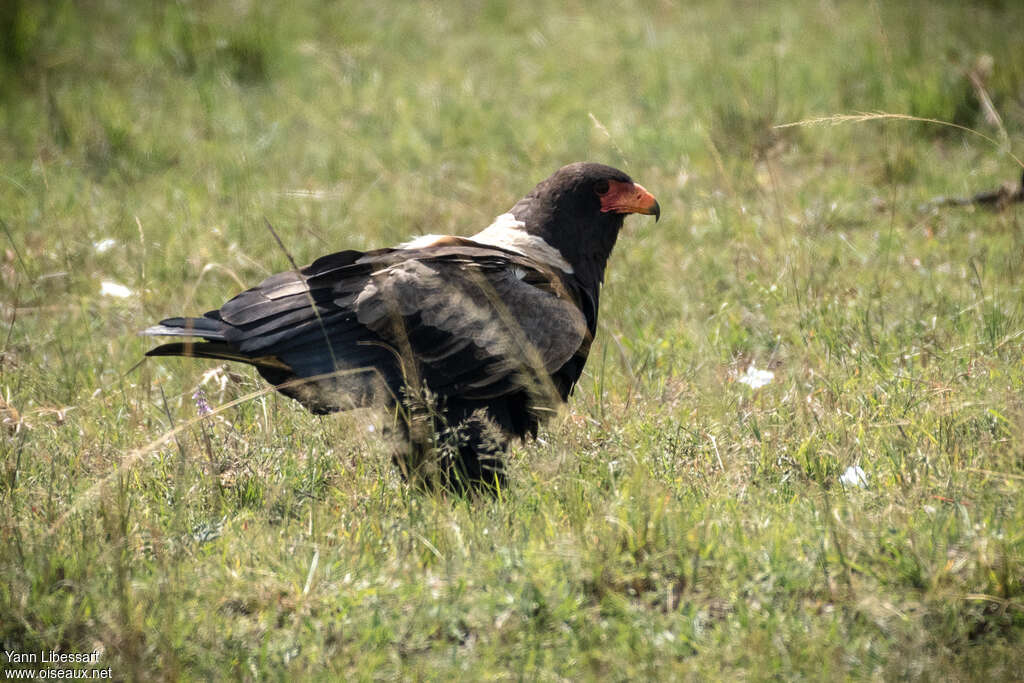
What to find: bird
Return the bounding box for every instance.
[141,162,660,492]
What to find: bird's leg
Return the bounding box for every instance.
[389,383,446,491]
[437,410,509,494]
[388,401,509,494]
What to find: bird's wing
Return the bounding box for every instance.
[205,244,587,405]
[213,249,380,364]
[352,250,588,400]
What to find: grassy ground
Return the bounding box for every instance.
[2,0,1024,678]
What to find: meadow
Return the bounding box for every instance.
[2,0,1023,678]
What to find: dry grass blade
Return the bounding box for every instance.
[775,112,1024,170]
[47,366,390,536]
[263,218,342,374]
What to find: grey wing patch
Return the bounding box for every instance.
[355,259,587,387]
[219,249,371,327]
[217,271,314,330]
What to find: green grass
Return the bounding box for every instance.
[2,0,1024,678]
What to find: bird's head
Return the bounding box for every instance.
[532,161,660,225]
[473,162,659,287]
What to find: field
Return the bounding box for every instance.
[2,0,1024,678]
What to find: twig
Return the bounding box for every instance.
[921,170,1024,212]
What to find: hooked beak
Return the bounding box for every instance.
[601,180,661,222]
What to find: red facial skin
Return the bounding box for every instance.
[598,180,660,219]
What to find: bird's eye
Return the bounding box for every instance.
[594,180,610,195]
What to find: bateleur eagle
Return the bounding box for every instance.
[142,162,660,491]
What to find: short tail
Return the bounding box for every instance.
[140,316,227,341]
[142,316,293,371]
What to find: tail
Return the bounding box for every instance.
[141,316,291,372]
[140,316,227,341]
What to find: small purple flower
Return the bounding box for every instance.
[193,388,213,416]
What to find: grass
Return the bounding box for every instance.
[2,0,1024,678]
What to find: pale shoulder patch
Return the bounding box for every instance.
[397,234,450,250]
[480,212,526,233]
[471,213,574,274]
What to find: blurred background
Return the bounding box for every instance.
[2,0,1022,373]
[3,1,1021,254]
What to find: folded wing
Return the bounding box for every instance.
[143,244,588,414]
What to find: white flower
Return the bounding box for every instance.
[840,465,868,489]
[738,364,774,389]
[100,281,133,298]
[93,238,117,253]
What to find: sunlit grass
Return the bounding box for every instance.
[2,0,1024,678]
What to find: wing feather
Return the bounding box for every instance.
[353,256,588,400]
